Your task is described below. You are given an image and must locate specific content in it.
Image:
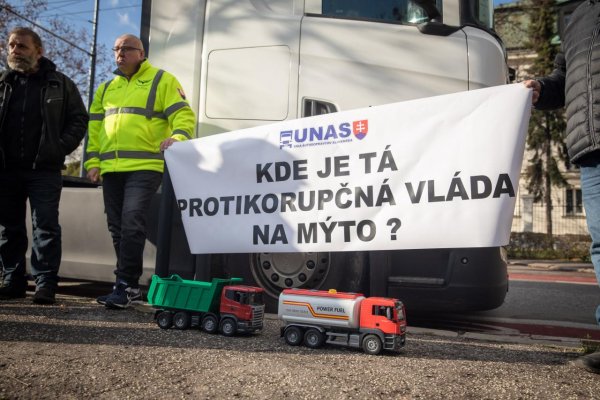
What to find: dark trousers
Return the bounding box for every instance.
[102,171,162,287]
[0,170,62,289]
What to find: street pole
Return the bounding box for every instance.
[81,0,100,178]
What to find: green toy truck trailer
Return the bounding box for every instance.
[147,275,265,336]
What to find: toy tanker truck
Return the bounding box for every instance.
[147,274,265,336]
[278,288,406,355]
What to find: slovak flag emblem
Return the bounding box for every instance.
[353,120,368,140]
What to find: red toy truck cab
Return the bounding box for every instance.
[219,285,265,334]
[359,297,406,335]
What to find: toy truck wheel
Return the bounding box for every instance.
[304,329,325,349]
[156,311,173,329]
[362,334,383,355]
[284,326,303,346]
[220,318,237,337]
[201,315,218,333]
[173,311,191,330]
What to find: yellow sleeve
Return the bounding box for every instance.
[159,72,196,142]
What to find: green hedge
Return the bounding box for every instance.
[507,232,591,261]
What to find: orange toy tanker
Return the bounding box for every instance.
[278,288,406,355]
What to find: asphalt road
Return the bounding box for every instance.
[408,263,600,341]
[1,292,600,399]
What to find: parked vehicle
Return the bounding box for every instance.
[58,0,510,313]
[147,275,265,336]
[278,288,407,355]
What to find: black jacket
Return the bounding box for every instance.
[536,0,600,164]
[0,57,88,171]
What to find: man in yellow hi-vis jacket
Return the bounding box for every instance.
[85,34,195,309]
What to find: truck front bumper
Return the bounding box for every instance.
[236,321,264,333]
[384,334,405,351]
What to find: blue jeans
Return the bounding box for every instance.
[102,171,162,287]
[0,170,62,290]
[580,158,600,325]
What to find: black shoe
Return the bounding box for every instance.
[0,284,26,300]
[96,285,116,305]
[572,352,600,374]
[33,286,56,305]
[104,281,143,309]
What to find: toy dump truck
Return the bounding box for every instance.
[147,275,265,336]
[278,288,406,355]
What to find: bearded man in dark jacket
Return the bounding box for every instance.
[524,0,600,374]
[0,27,88,304]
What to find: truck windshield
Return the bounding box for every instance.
[395,302,405,321]
[231,291,263,306]
[321,0,443,25]
[248,292,263,306]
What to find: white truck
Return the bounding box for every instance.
[58,0,510,312]
[278,288,407,355]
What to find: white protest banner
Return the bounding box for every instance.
[165,84,532,254]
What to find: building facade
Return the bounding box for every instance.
[495,0,588,236]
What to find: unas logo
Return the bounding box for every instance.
[279,119,369,149]
[136,78,152,87]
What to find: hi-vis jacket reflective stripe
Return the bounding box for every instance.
[84,59,195,174]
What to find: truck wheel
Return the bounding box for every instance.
[284,326,303,346]
[173,311,191,330]
[224,252,368,313]
[201,315,218,333]
[304,329,325,349]
[156,311,173,329]
[362,334,383,355]
[220,318,237,337]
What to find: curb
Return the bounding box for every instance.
[408,326,583,348]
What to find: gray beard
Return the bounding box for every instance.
[7,56,37,73]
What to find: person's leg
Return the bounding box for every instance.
[102,172,125,274]
[580,160,600,326]
[105,170,161,309]
[96,172,126,305]
[0,171,28,298]
[576,159,600,374]
[115,170,162,286]
[27,170,62,304]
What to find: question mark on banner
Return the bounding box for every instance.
[387,218,401,240]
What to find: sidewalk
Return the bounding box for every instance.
[509,259,595,273]
[1,292,600,399]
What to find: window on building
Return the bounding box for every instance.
[565,188,583,215]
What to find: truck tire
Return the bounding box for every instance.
[284,326,303,346]
[224,252,368,312]
[220,318,237,337]
[173,311,191,330]
[304,329,325,349]
[362,334,382,355]
[156,311,173,329]
[201,315,218,334]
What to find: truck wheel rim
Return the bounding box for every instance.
[251,252,330,298]
[287,329,300,343]
[203,318,216,331]
[223,321,234,334]
[306,333,318,346]
[366,338,379,352]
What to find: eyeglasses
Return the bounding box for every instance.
[112,46,142,53]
